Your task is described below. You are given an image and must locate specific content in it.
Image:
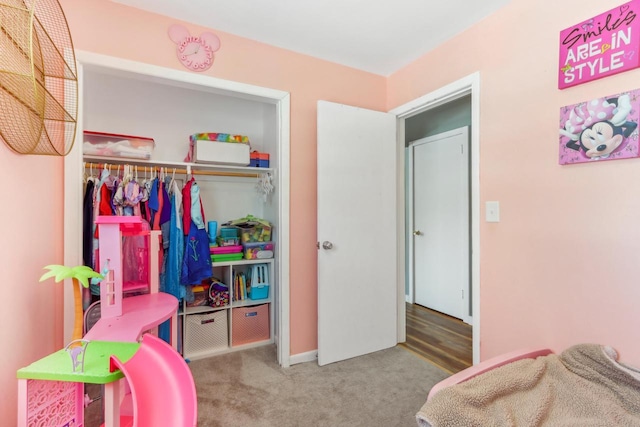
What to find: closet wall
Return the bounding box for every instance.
[83,68,278,222]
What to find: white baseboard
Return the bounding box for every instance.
[289,350,317,365]
[405,294,411,303]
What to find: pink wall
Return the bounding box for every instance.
[0,151,64,420]
[388,0,640,366]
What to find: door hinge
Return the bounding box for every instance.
[316,241,320,250]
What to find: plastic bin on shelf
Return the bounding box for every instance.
[249,264,270,300]
[211,252,244,263]
[226,215,272,243]
[83,131,155,160]
[243,241,274,260]
[218,227,240,247]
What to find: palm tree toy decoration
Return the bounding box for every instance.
[40,265,104,341]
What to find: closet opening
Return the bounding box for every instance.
[63,51,291,366]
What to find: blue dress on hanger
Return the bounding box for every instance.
[180,181,212,285]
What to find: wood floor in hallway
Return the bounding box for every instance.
[400,302,472,374]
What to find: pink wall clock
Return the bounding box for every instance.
[168,24,221,72]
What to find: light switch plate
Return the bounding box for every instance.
[486,201,500,222]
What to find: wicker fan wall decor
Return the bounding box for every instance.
[0,0,77,155]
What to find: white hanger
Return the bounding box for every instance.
[170,168,176,190]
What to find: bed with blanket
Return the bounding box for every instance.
[416,344,640,426]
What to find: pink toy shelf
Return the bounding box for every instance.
[16,217,182,427]
[94,216,160,319]
[17,341,140,427]
[89,216,178,347]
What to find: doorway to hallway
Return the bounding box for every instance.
[400,92,474,367]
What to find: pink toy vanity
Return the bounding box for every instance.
[85,216,178,347]
[87,216,180,426]
[17,216,181,427]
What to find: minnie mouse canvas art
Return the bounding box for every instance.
[559,90,640,164]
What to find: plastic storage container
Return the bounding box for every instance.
[218,227,240,247]
[211,252,244,262]
[83,131,155,159]
[249,264,269,300]
[238,224,271,243]
[226,215,272,243]
[186,283,210,307]
[243,241,274,260]
[249,284,269,300]
[210,244,243,262]
[231,304,269,346]
[210,245,243,254]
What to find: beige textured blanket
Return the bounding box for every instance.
[416,344,640,427]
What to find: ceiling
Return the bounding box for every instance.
[112,0,511,76]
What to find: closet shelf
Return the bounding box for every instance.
[83,155,274,178]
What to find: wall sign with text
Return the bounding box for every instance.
[559,1,640,89]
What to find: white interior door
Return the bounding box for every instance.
[412,127,469,320]
[317,100,397,366]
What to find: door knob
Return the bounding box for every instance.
[413,230,423,236]
[322,241,333,250]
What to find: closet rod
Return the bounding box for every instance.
[83,162,262,179]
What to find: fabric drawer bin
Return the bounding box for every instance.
[194,140,250,166]
[184,310,228,357]
[232,304,270,346]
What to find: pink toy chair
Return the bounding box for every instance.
[106,333,197,427]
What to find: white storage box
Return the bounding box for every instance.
[194,140,250,166]
[184,310,228,357]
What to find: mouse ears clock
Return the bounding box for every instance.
[168,24,221,72]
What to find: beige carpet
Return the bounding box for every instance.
[191,345,448,427]
[85,345,448,427]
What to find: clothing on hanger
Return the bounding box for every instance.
[180,176,211,285]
